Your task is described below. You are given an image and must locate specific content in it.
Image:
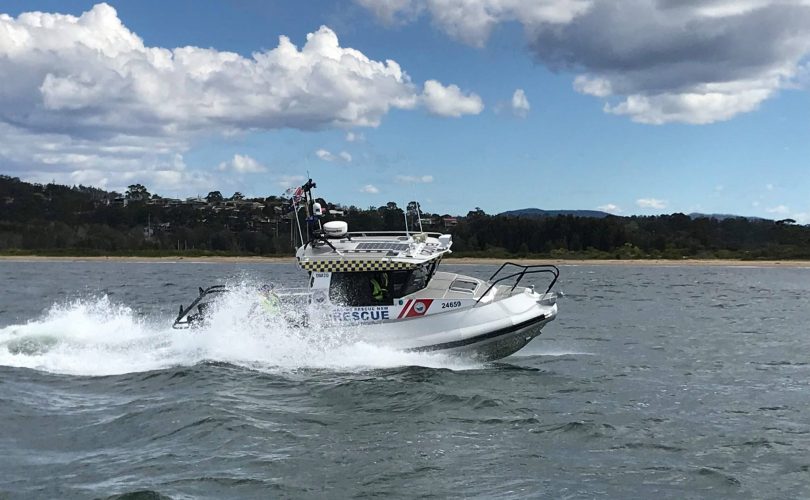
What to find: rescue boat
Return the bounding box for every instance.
[173,179,560,361]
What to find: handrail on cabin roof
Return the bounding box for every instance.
[343,231,445,238]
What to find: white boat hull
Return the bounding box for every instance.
[344,290,558,361]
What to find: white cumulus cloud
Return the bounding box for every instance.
[355,0,423,25]
[604,89,772,125]
[0,3,479,192]
[217,154,267,173]
[0,120,210,194]
[0,5,421,138]
[346,131,365,142]
[357,0,590,46]
[277,175,306,189]
[361,184,380,194]
[316,149,352,162]
[597,203,622,214]
[396,175,434,184]
[792,212,809,224]
[358,0,810,124]
[573,75,612,97]
[422,80,484,117]
[636,198,667,210]
[511,88,530,117]
[766,205,790,215]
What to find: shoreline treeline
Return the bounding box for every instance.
[1,175,808,259]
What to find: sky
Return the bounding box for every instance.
[1,1,809,221]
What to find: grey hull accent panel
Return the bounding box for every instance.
[405,313,547,353]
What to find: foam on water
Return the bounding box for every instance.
[529,350,594,356]
[0,283,482,376]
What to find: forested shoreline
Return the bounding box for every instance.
[2,175,809,260]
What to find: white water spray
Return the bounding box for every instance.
[0,282,482,376]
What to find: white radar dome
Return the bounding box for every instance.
[323,220,348,238]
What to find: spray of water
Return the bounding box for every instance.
[0,281,483,376]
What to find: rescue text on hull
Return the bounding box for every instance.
[172,178,560,361]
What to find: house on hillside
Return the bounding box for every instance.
[420,216,439,227]
[441,215,458,228]
[185,196,207,208]
[147,197,182,207]
[237,200,266,210]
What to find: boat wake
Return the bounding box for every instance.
[0,283,483,376]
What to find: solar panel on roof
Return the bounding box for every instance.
[356,242,410,252]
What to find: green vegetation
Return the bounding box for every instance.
[1,175,809,260]
[449,211,810,260]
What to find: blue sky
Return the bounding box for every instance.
[1,1,809,221]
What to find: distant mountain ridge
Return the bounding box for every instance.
[500,208,771,222]
[499,208,612,219]
[688,212,767,222]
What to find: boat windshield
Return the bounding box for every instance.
[390,260,437,298]
[328,260,438,306]
[329,272,373,306]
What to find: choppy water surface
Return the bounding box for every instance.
[1,261,809,499]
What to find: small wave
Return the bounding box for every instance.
[760,360,808,367]
[104,491,174,500]
[434,393,503,409]
[450,416,542,425]
[530,350,595,356]
[612,441,685,452]
[540,420,616,437]
[694,467,741,487]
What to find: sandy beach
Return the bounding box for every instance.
[2,255,809,267]
[447,257,810,267]
[0,255,296,264]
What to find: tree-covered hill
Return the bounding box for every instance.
[1,175,808,259]
[499,208,611,218]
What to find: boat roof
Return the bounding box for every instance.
[296,231,452,273]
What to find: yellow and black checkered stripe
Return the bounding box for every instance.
[298,258,417,272]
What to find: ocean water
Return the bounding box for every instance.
[1,260,809,499]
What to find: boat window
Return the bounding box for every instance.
[390,261,438,298]
[388,270,411,298]
[449,279,478,293]
[329,272,391,306]
[329,261,440,305]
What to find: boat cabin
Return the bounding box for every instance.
[296,225,452,308]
